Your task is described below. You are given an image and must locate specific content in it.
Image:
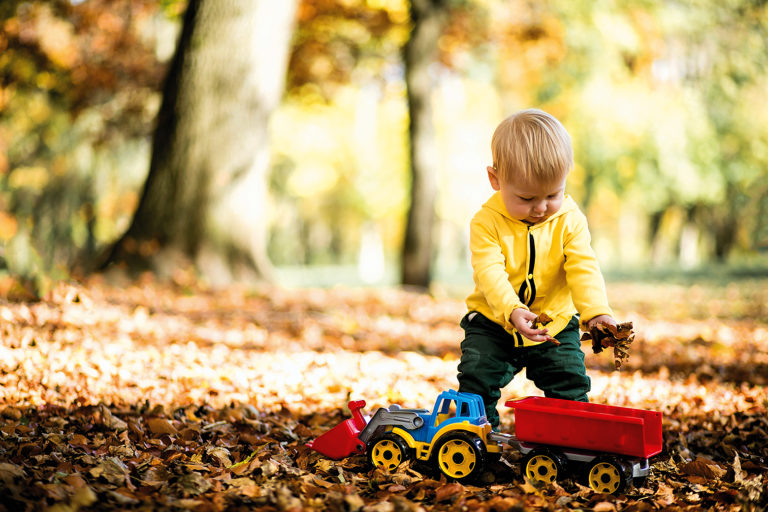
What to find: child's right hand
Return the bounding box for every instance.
[510,308,552,343]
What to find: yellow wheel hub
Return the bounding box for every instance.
[437,439,476,478]
[525,454,559,483]
[371,439,404,471]
[588,462,621,493]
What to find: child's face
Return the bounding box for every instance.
[487,166,567,224]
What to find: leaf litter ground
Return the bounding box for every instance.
[0,277,766,511]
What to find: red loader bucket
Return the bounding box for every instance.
[307,400,368,460]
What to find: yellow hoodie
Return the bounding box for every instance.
[466,192,613,346]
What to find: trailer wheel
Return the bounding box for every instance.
[522,448,567,485]
[585,456,633,494]
[369,433,409,472]
[434,432,486,482]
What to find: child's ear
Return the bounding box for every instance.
[487,166,501,191]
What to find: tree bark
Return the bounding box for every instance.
[104,0,297,284]
[400,0,449,288]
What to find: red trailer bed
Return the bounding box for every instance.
[505,396,663,459]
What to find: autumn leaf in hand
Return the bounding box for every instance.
[581,321,635,369]
[533,312,553,328]
[534,313,560,345]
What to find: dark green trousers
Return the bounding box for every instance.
[457,312,589,427]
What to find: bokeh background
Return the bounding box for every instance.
[1,0,767,295]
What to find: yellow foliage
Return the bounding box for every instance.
[31,4,80,69]
[0,211,18,241]
[8,166,49,191]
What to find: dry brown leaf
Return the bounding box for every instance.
[146,417,178,435]
[90,457,129,485]
[176,472,213,496]
[581,321,636,369]
[533,312,561,345]
[435,482,465,502]
[680,457,727,480]
[206,446,233,467]
[71,485,98,508]
[533,312,553,328]
[1,406,22,420]
[0,462,25,483]
[99,404,128,431]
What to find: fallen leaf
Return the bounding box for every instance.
[435,482,464,502]
[177,472,213,496]
[90,457,129,485]
[680,457,727,479]
[71,485,98,508]
[99,404,128,431]
[206,446,232,467]
[146,417,178,435]
[0,462,26,483]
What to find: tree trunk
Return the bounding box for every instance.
[104,0,297,284]
[400,0,449,288]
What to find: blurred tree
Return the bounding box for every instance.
[680,0,768,260]
[400,0,451,288]
[104,0,298,283]
[284,0,478,287]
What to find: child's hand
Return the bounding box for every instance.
[510,308,552,342]
[587,314,617,330]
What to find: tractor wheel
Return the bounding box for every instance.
[584,456,633,494]
[522,448,567,486]
[368,433,410,472]
[434,432,486,482]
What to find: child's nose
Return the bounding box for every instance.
[533,200,547,213]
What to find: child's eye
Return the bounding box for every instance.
[519,196,533,201]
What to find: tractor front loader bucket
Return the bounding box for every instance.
[307,400,368,459]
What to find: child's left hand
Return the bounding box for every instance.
[587,314,617,330]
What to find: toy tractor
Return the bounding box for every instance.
[308,390,504,481]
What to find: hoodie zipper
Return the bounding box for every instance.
[517,226,537,307]
[514,227,537,347]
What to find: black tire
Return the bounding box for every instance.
[583,456,633,494]
[368,433,410,472]
[521,448,568,486]
[433,431,486,482]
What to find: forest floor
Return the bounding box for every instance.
[0,274,766,511]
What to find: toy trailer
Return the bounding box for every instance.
[505,396,663,493]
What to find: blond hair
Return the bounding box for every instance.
[491,109,573,184]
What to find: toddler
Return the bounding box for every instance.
[458,109,616,427]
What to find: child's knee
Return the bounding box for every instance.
[539,371,590,400]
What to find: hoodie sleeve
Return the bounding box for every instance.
[563,210,614,329]
[469,211,528,329]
